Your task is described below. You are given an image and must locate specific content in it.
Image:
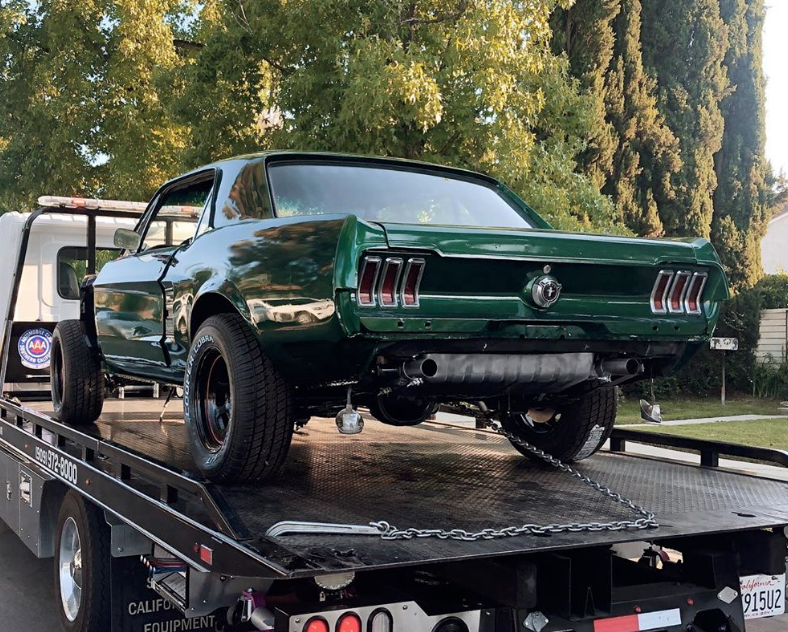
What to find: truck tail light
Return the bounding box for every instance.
[667,271,691,313]
[357,257,382,306]
[357,255,425,308]
[336,613,362,632]
[379,258,403,307]
[684,272,707,314]
[368,610,393,632]
[650,270,673,314]
[400,258,425,307]
[305,618,329,632]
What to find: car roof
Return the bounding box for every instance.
[179,151,501,187]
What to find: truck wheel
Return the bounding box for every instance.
[502,386,617,462]
[184,313,294,483]
[54,491,110,632]
[51,320,104,426]
[370,394,438,426]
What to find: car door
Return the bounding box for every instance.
[93,172,216,379]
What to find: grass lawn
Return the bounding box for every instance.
[635,418,788,452]
[616,396,786,425]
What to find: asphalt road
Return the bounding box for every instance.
[2,516,787,632]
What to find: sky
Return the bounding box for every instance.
[765,2,788,177]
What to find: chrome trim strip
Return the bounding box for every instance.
[667,271,692,314]
[684,272,708,315]
[399,258,426,308]
[650,270,674,315]
[378,257,404,307]
[356,256,382,307]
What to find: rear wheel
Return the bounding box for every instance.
[502,386,617,462]
[51,320,104,426]
[370,394,438,426]
[54,492,111,632]
[184,313,294,483]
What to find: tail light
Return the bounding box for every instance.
[650,270,674,314]
[357,257,382,306]
[667,271,691,313]
[650,270,707,315]
[684,272,707,314]
[336,613,362,632]
[357,254,425,308]
[305,618,330,632]
[378,258,403,307]
[401,258,426,307]
[368,610,393,632]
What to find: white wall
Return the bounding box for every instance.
[762,212,788,275]
[756,308,788,365]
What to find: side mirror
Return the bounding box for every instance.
[114,228,141,250]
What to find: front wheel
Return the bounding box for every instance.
[184,313,294,483]
[54,492,111,632]
[502,386,617,462]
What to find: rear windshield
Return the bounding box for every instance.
[267,163,535,229]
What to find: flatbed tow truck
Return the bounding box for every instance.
[1,202,788,632]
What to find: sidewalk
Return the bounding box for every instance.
[626,413,788,428]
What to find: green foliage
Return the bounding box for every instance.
[711,0,772,291]
[174,0,618,232]
[0,0,191,210]
[553,0,680,237]
[641,0,729,241]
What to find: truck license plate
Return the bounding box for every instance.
[740,574,785,620]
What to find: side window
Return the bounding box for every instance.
[213,161,272,228]
[140,176,214,251]
[57,247,121,299]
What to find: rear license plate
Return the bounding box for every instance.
[740,574,785,620]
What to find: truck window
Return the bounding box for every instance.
[57,247,121,299]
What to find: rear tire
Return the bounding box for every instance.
[503,386,617,462]
[184,313,294,483]
[54,491,111,632]
[51,320,104,426]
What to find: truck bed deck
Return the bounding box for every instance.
[11,398,788,579]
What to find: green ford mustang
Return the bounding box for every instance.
[50,152,729,483]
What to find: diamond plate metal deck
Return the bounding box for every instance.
[28,399,788,576]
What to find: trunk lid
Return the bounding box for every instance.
[375,223,712,268]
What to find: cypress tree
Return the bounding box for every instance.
[713,0,771,290]
[641,0,729,239]
[553,0,680,237]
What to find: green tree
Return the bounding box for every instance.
[641,0,729,240]
[712,0,771,290]
[176,0,618,232]
[552,0,680,237]
[0,0,189,211]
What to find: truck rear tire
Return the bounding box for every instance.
[54,491,111,632]
[51,320,104,426]
[503,386,617,462]
[184,313,294,483]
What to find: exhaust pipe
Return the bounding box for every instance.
[598,358,643,377]
[402,357,439,380]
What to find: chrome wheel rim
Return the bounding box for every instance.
[59,517,83,622]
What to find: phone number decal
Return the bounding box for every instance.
[34,446,79,485]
